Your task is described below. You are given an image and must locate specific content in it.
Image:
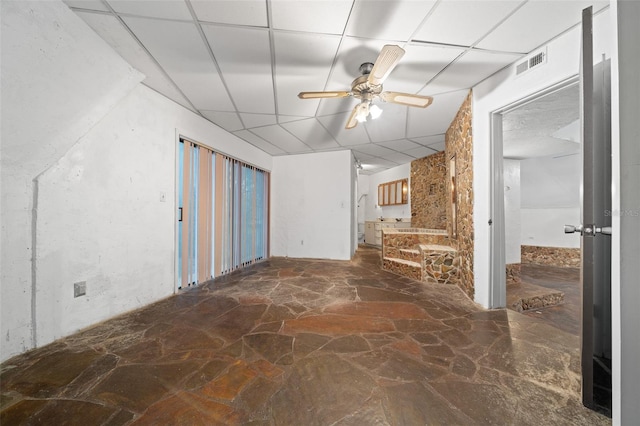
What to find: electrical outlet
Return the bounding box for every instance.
[159,192,166,202]
[74,281,86,298]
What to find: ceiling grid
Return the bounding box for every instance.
[64,0,608,174]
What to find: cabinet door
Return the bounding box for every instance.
[378,185,384,206]
[390,184,396,205]
[396,181,403,203]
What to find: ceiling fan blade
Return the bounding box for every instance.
[298,91,351,99]
[345,105,360,129]
[380,91,433,108]
[367,45,405,86]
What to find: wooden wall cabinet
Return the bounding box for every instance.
[378,179,408,206]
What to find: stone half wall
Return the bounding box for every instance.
[410,151,447,229]
[521,246,581,268]
[445,91,474,299]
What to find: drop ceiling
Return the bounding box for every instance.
[63,0,607,174]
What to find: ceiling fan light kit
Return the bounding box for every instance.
[298,44,434,129]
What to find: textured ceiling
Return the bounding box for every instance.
[63,0,607,174]
[503,82,580,159]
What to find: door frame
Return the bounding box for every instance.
[488,76,579,308]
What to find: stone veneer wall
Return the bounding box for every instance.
[382,231,450,261]
[521,246,581,268]
[506,263,521,285]
[445,91,474,298]
[410,151,447,229]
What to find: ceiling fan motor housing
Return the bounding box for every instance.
[359,62,374,75]
[351,76,382,100]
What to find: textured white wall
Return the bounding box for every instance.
[271,151,352,260]
[520,154,581,248]
[503,159,521,264]
[32,85,271,350]
[521,208,581,248]
[0,0,271,361]
[610,1,640,423]
[1,0,142,360]
[357,174,370,225]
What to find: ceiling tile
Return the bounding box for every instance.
[107,0,192,20]
[361,157,400,168]
[122,17,234,111]
[410,134,446,147]
[273,31,342,117]
[423,49,521,94]
[384,43,464,94]
[426,141,445,152]
[234,130,285,156]
[414,0,524,47]
[240,113,277,128]
[63,0,110,12]
[202,25,274,114]
[353,144,397,157]
[316,97,358,117]
[353,151,376,161]
[190,0,267,26]
[384,151,415,164]
[316,114,371,146]
[271,0,352,35]
[476,1,609,53]
[346,0,438,41]
[200,111,243,132]
[281,118,340,151]
[377,139,422,151]
[364,104,407,142]
[407,89,468,138]
[405,145,440,158]
[76,11,195,112]
[278,115,313,124]
[250,125,311,153]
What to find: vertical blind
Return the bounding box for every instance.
[178,139,269,289]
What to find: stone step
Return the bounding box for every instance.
[398,248,421,263]
[507,280,565,312]
[382,257,422,281]
[399,249,420,255]
[510,292,565,312]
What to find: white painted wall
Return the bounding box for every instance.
[1,0,142,359]
[271,151,352,260]
[472,6,612,308]
[503,159,521,264]
[520,155,581,248]
[521,208,581,248]
[0,1,271,361]
[357,174,370,225]
[364,163,411,221]
[350,153,358,256]
[33,85,271,350]
[610,1,640,423]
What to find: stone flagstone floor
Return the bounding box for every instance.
[1,246,610,425]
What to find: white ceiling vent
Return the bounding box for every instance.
[516,48,547,76]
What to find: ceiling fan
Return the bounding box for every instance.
[298,45,433,129]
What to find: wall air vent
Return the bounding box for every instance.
[516,48,547,76]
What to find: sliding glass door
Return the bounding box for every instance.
[177,139,269,289]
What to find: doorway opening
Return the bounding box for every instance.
[501,82,582,325]
[489,75,612,417]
